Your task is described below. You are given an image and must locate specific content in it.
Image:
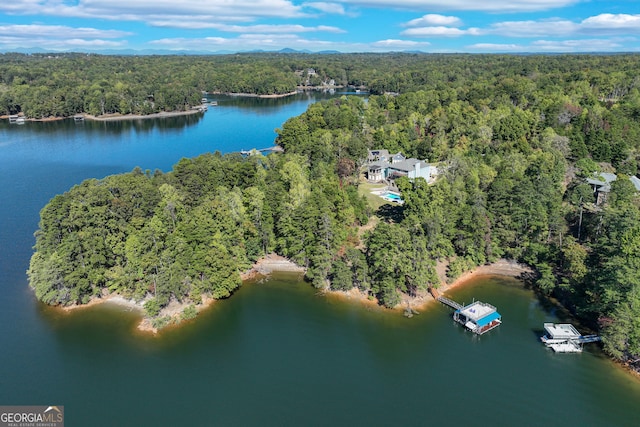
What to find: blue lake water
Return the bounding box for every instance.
[1,92,640,426]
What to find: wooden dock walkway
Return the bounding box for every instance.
[578,334,601,343]
[428,287,463,311]
[437,296,463,311]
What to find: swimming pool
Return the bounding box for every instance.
[381,191,403,203]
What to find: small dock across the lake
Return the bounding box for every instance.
[240,146,285,156]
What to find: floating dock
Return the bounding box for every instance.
[540,323,601,353]
[453,301,502,335]
[430,288,501,335]
[240,146,284,156]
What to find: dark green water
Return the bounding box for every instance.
[21,274,640,426]
[1,94,640,426]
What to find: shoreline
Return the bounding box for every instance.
[209,91,300,99]
[325,258,533,311]
[57,256,640,380]
[83,109,203,122]
[61,253,305,334]
[61,257,526,334]
[1,109,204,123]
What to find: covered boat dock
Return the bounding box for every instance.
[453,301,502,335]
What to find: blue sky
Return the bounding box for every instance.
[0,1,639,53]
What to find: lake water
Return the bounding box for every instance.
[1,93,640,426]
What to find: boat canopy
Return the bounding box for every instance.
[476,311,501,327]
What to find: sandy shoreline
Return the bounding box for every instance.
[59,256,529,333]
[61,254,305,334]
[326,258,533,312]
[2,109,204,123]
[240,253,305,280]
[62,293,145,313]
[211,91,300,99]
[82,110,204,122]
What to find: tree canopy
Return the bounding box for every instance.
[27,53,640,367]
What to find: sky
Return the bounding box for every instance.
[0,1,639,54]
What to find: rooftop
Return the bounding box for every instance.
[457,301,497,322]
[586,172,640,193]
[388,158,427,172]
[543,323,581,339]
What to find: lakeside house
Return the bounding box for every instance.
[366,149,438,183]
[586,172,640,205]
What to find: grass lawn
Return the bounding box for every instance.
[358,179,389,212]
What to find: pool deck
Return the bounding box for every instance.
[371,189,404,204]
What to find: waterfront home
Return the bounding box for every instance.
[366,149,438,183]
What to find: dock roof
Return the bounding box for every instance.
[456,301,497,322]
[476,311,501,327]
[543,323,581,339]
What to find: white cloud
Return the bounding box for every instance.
[487,14,640,38]
[468,37,638,53]
[580,14,640,35]
[150,37,229,48]
[149,22,345,34]
[467,43,524,51]
[404,14,462,27]
[581,13,640,29]
[304,2,347,15]
[148,34,433,52]
[0,0,580,23]
[335,0,578,12]
[150,33,332,51]
[531,38,626,51]
[402,26,480,37]
[416,14,640,38]
[0,0,309,22]
[0,35,126,50]
[0,24,130,50]
[0,24,131,39]
[487,19,577,37]
[370,39,431,48]
[2,1,640,53]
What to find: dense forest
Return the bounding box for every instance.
[27,53,640,367]
[3,52,639,119]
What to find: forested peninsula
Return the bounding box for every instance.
[0,52,365,119]
[25,53,640,369]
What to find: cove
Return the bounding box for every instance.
[1,92,640,426]
[25,274,640,426]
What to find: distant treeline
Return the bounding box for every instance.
[3,52,640,119]
[28,53,640,366]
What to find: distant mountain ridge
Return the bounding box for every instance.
[1,47,411,56]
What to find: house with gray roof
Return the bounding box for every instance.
[368,149,390,163]
[586,172,640,205]
[366,149,438,183]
